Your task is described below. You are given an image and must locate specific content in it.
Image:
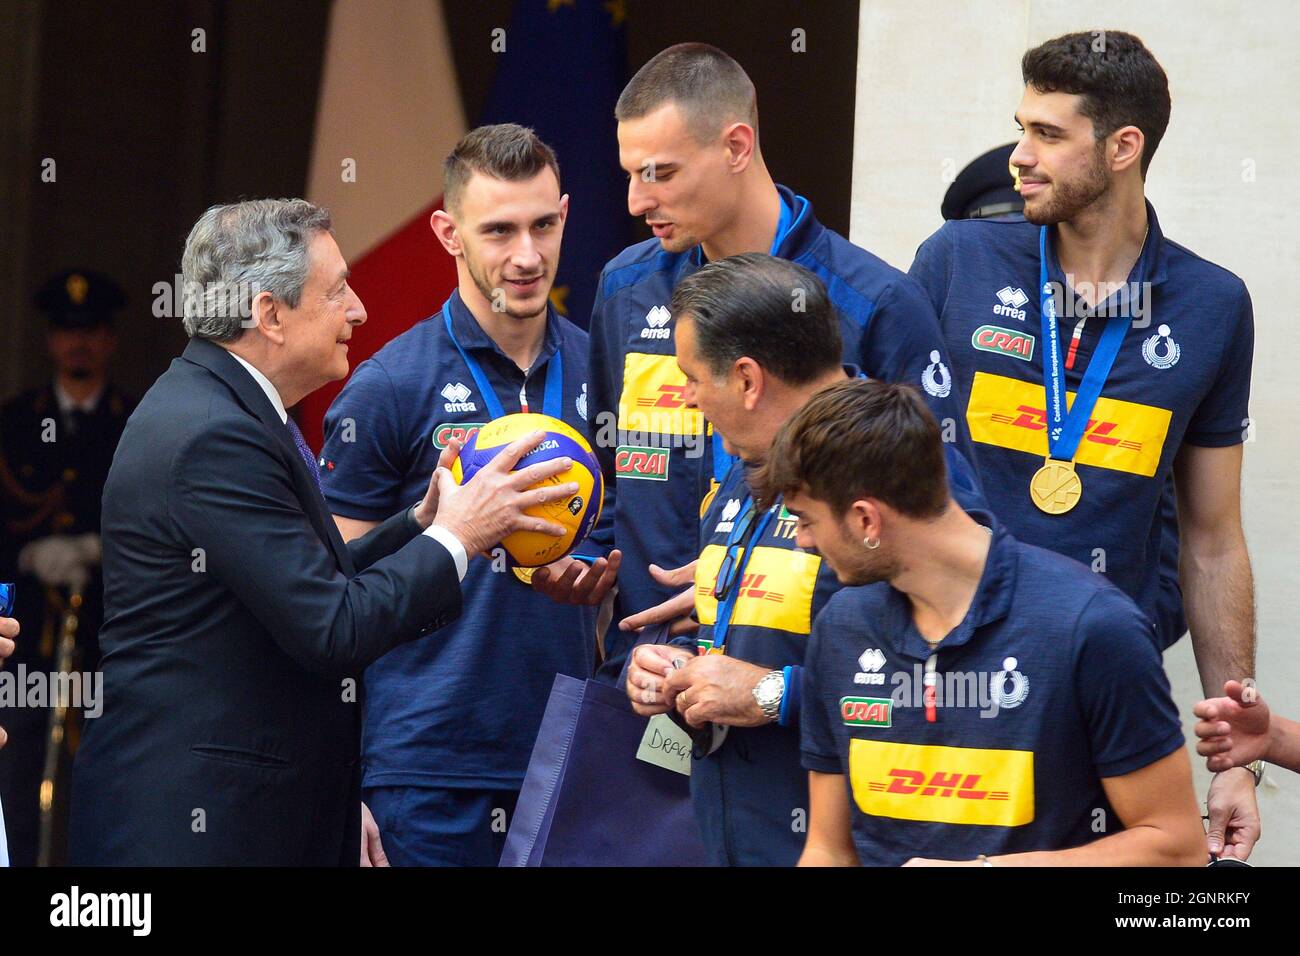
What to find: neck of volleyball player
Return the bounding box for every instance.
[749,366,850,463]
[458,268,548,372]
[892,502,992,640]
[699,156,782,263]
[1054,173,1148,305]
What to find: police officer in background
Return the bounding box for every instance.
[0,269,136,866]
[942,143,1024,223]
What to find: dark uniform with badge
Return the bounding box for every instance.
[0,269,135,866]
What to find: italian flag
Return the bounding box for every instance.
[298,0,465,449]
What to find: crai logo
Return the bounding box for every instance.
[615,444,669,480]
[840,696,892,727]
[972,325,1035,361]
[440,382,477,413]
[432,422,484,449]
[641,304,672,339]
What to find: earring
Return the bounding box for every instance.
[863,536,880,550]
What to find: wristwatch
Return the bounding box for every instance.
[752,670,785,723]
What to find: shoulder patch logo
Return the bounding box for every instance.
[990,656,1029,710]
[922,350,952,398]
[1141,324,1180,370]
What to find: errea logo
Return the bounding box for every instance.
[714,497,742,534]
[993,286,1029,321]
[855,647,887,685]
[440,382,477,413]
[641,305,672,339]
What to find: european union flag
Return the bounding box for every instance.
[479,0,633,329]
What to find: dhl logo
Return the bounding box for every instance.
[695,543,820,636]
[991,405,1144,452]
[848,739,1034,826]
[695,572,785,603]
[433,422,484,449]
[635,383,687,409]
[615,445,669,480]
[618,352,705,436]
[866,770,1009,802]
[966,371,1170,478]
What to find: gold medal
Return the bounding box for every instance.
[512,566,536,585]
[1029,457,1082,515]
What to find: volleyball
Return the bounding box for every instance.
[450,413,603,567]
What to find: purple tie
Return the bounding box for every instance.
[285,416,323,493]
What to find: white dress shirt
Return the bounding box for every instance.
[226,351,466,580]
[53,379,106,416]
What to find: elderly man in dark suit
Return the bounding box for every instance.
[68,199,576,866]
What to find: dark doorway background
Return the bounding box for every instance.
[0,0,859,402]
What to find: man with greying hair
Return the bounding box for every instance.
[752,378,1203,867]
[69,199,578,865]
[622,253,984,865]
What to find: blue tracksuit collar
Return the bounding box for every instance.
[688,183,818,267]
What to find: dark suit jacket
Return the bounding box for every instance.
[69,338,462,865]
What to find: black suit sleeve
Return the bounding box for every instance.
[169,414,461,678]
[346,506,422,572]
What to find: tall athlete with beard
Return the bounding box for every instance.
[909,31,1260,860]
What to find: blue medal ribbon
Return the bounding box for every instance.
[1037,226,1130,462]
[707,495,778,652]
[443,300,563,421]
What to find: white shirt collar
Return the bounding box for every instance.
[228,352,287,424]
[53,380,104,416]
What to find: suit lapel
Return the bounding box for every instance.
[181,339,354,574]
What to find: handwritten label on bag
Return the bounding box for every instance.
[636,714,692,776]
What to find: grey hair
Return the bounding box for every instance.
[180,198,332,341]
